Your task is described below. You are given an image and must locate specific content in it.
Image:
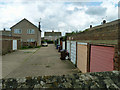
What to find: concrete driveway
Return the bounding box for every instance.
[2,44,79,78]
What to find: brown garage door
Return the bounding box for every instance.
[77,43,87,73]
[90,45,114,72]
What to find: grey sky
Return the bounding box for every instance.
[0,0,119,37]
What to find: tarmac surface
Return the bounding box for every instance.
[2,44,78,78]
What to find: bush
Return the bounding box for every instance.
[21,45,41,50]
[35,46,41,48]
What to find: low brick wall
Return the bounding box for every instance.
[1,71,120,89]
[21,42,37,47]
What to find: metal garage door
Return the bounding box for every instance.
[90,45,114,72]
[70,41,76,65]
[13,40,17,50]
[62,41,65,50]
[67,41,70,53]
[58,39,60,45]
[77,42,87,73]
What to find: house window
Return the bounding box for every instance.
[27,39,35,42]
[14,29,22,34]
[27,29,35,34]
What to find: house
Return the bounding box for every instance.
[44,31,61,41]
[10,18,41,47]
[0,28,11,36]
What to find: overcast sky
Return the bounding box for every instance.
[0,0,119,37]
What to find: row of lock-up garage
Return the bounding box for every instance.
[57,19,120,73]
[65,40,116,73]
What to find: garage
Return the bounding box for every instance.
[90,45,114,72]
[70,41,76,65]
[13,40,17,50]
[62,41,65,50]
[67,41,71,58]
[77,42,87,73]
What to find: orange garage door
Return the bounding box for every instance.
[77,44,87,73]
[90,45,114,72]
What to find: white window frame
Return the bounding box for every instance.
[14,29,22,34]
[27,29,35,34]
[27,39,35,42]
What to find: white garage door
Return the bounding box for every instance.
[62,41,65,50]
[67,41,70,53]
[70,41,76,65]
[13,40,17,50]
[58,39,60,45]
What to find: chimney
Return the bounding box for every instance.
[90,25,92,28]
[103,20,106,24]
[39,22,41,31]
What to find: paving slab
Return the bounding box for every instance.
[3,44,79,78]
[2,48,38,78]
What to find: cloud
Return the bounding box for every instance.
[0,0,118,37]
[85,6,107,16]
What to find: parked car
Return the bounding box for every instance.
[42,42,48,47]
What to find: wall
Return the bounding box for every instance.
[1,71,120,89]
[118,22,120,70]
[11,19,38,43]
[68,20,119,41]
[37,30,41,46]
[21,42,37,47]
[67,19,120,71]
[44,36,61,41]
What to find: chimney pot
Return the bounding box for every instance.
[3,28,5,31]
[103,20,106,24]
[90,25,92,28]
[39,22,41,31]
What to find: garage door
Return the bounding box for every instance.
[58,39,60,45]
[90,45,114,72]
[77,42,87,73]
[62,41,65,50]
[71,41,76,65]
[67,41,70,53]
[13,40,17,50]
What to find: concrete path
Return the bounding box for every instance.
[2,44,79,78]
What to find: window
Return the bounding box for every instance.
[27,39,35,42]
[27,29,35,34]
[14,29,22,34]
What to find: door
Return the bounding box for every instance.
[67,41,70,53]
[77,42,87,73]
[62,41,65,50]
[70,41,76,65]
[67,41,71,58]
[58,39,60,45]
[13,40,17,50]
[90,45,114,72]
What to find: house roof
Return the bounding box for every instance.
[88,19,120,31]
[10,18,41,32]
[44,31,61,36]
